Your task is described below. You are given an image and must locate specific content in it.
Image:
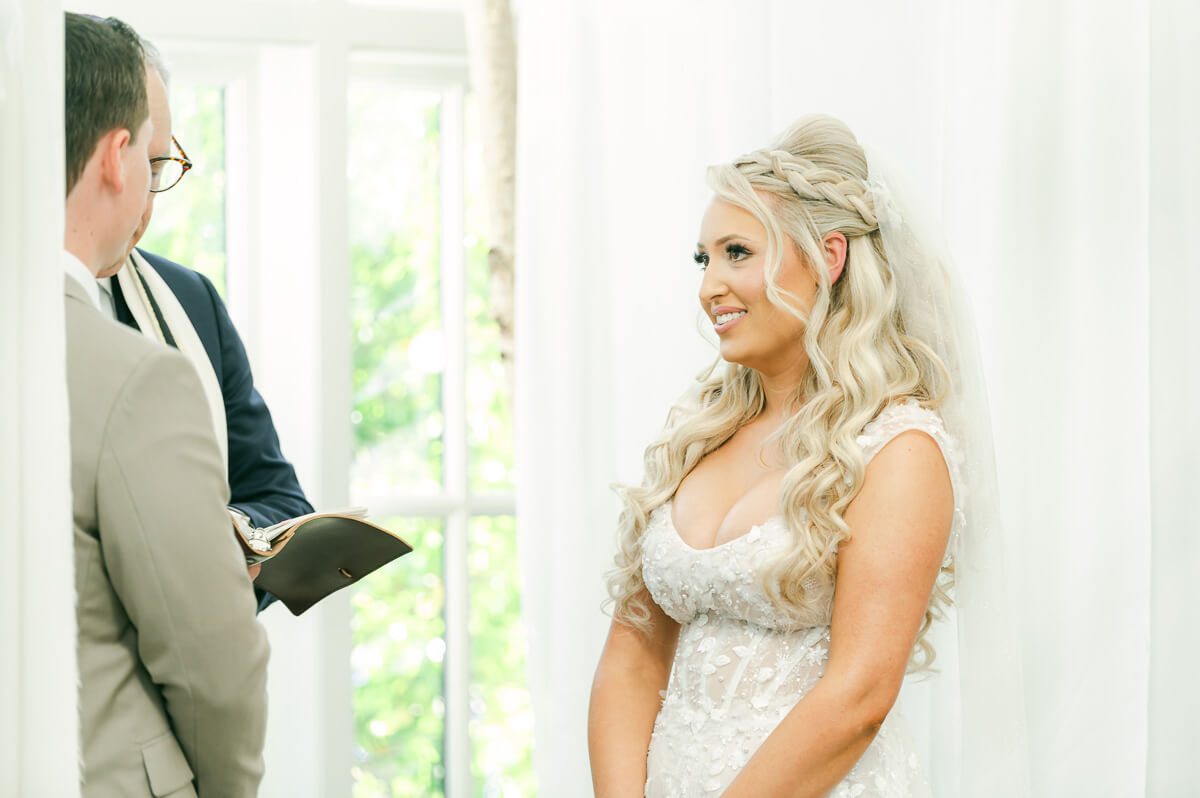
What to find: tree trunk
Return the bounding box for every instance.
[465,0,517,403]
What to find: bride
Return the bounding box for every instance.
[587,115,989,797]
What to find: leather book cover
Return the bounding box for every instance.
[253,515,413,615]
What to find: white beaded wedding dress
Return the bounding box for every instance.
[642,400,961,798]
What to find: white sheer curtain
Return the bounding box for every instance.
[516,0,1198,794]
[0,1,80,797]
[1146,1,1200,793]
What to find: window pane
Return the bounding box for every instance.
[468,516,534,796]
[352,518,447,798]
[465,98,514,493]
[138,84,227,295]
[349,85,444,494]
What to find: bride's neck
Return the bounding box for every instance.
[756,369,805,428]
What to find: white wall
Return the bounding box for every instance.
[0,1,79,796]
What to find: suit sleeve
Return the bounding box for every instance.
[96,346,269,798]
[200,275,314,528]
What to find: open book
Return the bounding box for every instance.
[231,508,413,615]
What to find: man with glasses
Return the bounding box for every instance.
[63,14,269,797]
[96,35,314,612]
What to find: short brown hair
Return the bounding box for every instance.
[63,13,148,195]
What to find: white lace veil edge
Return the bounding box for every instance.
[864,156,1031,796]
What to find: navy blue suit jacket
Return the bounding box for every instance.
[112,250,313,609]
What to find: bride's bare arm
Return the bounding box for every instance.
[588,590,681,798]
[721,430,954,798]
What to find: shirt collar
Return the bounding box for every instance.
[62,249,101,310]
[95,276,117,320]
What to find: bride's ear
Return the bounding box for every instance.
[823,231,847,284]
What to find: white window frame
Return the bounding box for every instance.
[68,3,508,797]
[348,59,518,796]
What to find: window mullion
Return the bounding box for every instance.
[315,9,354,798]
[439,82,471,798]
[348,493,514,520]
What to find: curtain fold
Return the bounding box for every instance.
[1147,0,1200,794]
[514,4,615,794]
[516,0,1196,793]
[0,1,80,797]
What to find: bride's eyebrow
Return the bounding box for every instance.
[697,234,753,250]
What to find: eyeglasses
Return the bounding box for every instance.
[149,136,193,193]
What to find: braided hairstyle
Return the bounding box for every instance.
[607,115,952,671]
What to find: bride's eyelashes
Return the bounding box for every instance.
[726,243,751,262]
[693,243,752,271]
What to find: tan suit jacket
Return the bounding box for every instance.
[65,275,270,798]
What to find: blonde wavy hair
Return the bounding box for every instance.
[606,115,953,670]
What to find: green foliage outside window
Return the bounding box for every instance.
[349,90,444,495]
[468,516,534,797]
[349,85,534,797]
[138,85,227,294]
[352,518,448,798]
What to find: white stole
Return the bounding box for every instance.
[115,251,229,476]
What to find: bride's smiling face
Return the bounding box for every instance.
[694,197,816,376]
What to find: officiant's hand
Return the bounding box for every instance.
[248,564,262,581]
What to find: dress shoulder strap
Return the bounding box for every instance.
[856,399,966,556]
[857,399,954,464]
[865,397,962,484]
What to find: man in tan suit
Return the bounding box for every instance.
[63,14,269,797]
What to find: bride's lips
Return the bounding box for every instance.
[712,305,747,334]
